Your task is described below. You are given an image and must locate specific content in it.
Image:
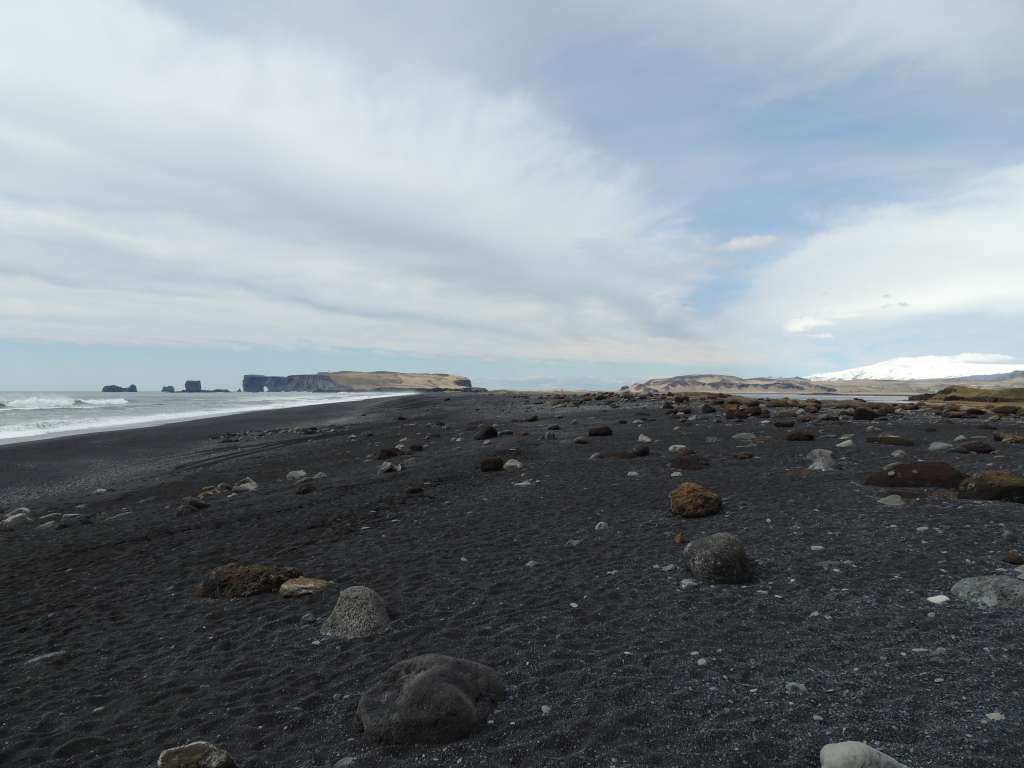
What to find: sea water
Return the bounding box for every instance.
[0,390,407,444]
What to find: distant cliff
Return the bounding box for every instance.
[243,371,474,393]
[102,384,137,393]
[627,374,838,395]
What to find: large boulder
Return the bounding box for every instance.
[355,654,506,744]
[951,575,1024,609]
[863,462,966,489]
[958,471,1024,503]
[820,741,909,768]
[158,742,236,768]
[684,532,753,583]
[588,425,613,437]
[669,482,721,518]
[670,450,710,470]
[322,586,389,639]
[953,440,994,454]
[195,564,301,598]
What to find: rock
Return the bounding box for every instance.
[502,458,523,471]
[668,444,688,453]
[733,451,754,460]
[637,433,653,443]
[958,471,1024,503]
[280,577,334,597]
[196,563,301,598]
[928,441,953,452]
[161,385,175,393]
[863,462,966,489]
[26,650,67,665]
[60,513,86,527]
[101,384,137,393]
[378,461,401,474]
[670,449,710,470]
[786,430,816,441]
[375,448,400,460]
[594,521,608,531]
[480,457,505,472]
[926,594,949,605]
[355,654,507,744]
[157,741,236,768]
[806,449,835,471]
[732,432,756,441]
[573,436,589,444]
[820,741,908,768]
[184,380,202,393]
[474,425,497,440]
[588,425,613,437]
[851,407,881,420]
[232,477,258,493]
[2,511,35,529]
[867,434,915,446]
[878,494,905,507]
[669,482,722,518]
[785,681,807,695]
[951,575,1024,608]
[684,532,753,583]
[835,439,854,449]
[1006,549,1024,565]
[773,420,795,429]
[322,586,389,639]
[954,440,994,454]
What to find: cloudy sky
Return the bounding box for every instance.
[2,0,1023,390]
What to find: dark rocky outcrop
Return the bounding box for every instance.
[355,654,507,744]
[161,386,175,393]
[101,384,137,393]
[184,380,202,393]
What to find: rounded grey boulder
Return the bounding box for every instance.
[684,532,754,583]
[951,575,1024,609]
[356,654,507,744]
[322,586,389,639]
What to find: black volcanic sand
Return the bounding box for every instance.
[1,393,1023,767]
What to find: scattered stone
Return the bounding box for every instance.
[280,577,334,597]
[670,449,710,470]
[669,482,722,518]
[378,461,401,474]
[951,575,1024,608]
[474,425,498,440]
[26,650,67,665]
[668,444,688,453]
[732,432,756,441]
[684,532,753,583]
[958,471,1024,503]
[878,494,905,507]
[196,563,301,598]
[954,440,994,454]
[588,425,613,437]
[806,449,835,471]
[480,457,505,472]
[1006,549,1024,565]
[820,741,909,768]
[232,477,258,493]
[928,442,953,452]
[836,439,854,449]
[637,433,653,443]
[286,470,307,484]
[355,654,507,744]
[733,451,754,460]
[864,462,966,489]
[2,511,35,529]
[867,434,915,447]
[785,681,807,695]
[157,741,236,768]
[594,521,608,531]
[502,458,523,471]
[322,586,390,639]
[926,594,949,605]
[786,430,816,441]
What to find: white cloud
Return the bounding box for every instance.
[0,0,726,365]
[717,234,778,252]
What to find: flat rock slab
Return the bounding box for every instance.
[279,576,333,597]
[356,654,507,744]
[820,741,909,767]
[951,575,1024,609]
[158,741,236,768]
[864,462,965,489]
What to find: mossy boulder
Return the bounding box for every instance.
[670,482,722,518]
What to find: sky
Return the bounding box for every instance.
[2,0,1023,391]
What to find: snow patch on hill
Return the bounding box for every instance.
[810,354,1024,381]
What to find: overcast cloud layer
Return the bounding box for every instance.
[2,1,1023,388]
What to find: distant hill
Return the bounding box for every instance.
[810,355,1024,381]
[628,370,1024,396]
[243,371,474,393]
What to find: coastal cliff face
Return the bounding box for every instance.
[243,371,473,393]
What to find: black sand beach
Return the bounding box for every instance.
[1,391,1022,767]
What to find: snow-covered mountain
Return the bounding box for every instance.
[810,354,1024,382]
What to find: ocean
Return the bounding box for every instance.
[0,390,408,445]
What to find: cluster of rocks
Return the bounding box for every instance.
[2,506,89,531]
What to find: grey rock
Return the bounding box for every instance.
[820,741,909,768]
[322,586,389,639]
[286,469,307,484]
[2,512,35,529]
[951,575,1024,609]
[928,441,953,452]
[877,494,905,507]
[684,532,754,583]
[355,654,506,744]
[806,448,835,471]
[157,741,236,768]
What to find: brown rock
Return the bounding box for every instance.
[866,434,916,447]
[670,482,722,518]
[1006,549,1024,566]
[196,563,301,598]
[958,471,1024,503]
[785,430,816,441]
[674,531,688,545]
[864,462,966,489]
[279,577,334,597]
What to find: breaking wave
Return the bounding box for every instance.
[0,396,129,410]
